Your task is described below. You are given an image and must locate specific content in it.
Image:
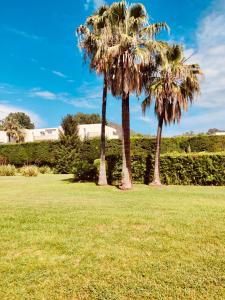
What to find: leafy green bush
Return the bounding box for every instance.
[0,141,59,166]
[0,165,16,176]
[73,161,97,182]
[0,136,225,168]
[20,165,39,177]
[105,152,225,186]
[39,166,52,174]
[0,155,7,165]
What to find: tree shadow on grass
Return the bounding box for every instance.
[60,177,123,190]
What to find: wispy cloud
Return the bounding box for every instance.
[29,82,102,109]
[84,0,91,11]
[30,89,57,100]
[138,115,154,125]
[84,0,106,11]
[5,26,43,41]
[0,104,45,127]
[186,0,225,112]
[64,98,98,109]
[52,70,67,78]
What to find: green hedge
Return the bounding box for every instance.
[0,141,59,166]
[0,135,225,167]
[106,152,225,186]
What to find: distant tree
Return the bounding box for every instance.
[207,128,221,135]
[73,113,101,125]
[0,120,3,130]
[5,112,34,129]
[2,117,25,143]
[183,131,195,136]
[54,115,81,174]
[61,114,78,136]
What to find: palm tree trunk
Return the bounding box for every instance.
[151,117,163,186]
[121,92,132,189]
[98,74,108,186]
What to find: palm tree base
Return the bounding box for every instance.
[98,182,108,186]
[119,184,132,190]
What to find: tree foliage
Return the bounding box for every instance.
[74,113,101,124]
[5,112,34,129]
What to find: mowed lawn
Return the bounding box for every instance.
[0,175,225,300]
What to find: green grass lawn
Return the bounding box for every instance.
[0,175,225,300]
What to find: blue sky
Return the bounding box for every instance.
[0,0,225,136]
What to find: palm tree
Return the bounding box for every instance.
[77,5,110,186]
[105,1,168,189]
[142,45,201,185]
[3,117,25,143]
[78,1,168,189]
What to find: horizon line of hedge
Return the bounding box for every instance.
[102,152,225,186]
[0,135,225,167]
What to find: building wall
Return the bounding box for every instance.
[0,124,119,144]
[215,132,225,136]
[0,131,8,144]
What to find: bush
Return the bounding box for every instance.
[0,165,16,176]
[20,165,39,177]
[0,141,59,167]
[0,155,7,165]
[73,161,97,182]
[0,136,225,168]
[77,152,225,186]
[39,166,52,174]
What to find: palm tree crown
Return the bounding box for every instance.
[142,45,201,124]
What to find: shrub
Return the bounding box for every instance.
[0,164,16,176]
[79,152,225,186]
[20,165,39,177]
[73,161,97,182]
[0,136,225,168]
[0,155,7,165]
[39,165,52,174]
[0,141,59,167]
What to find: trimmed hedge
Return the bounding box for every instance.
[0,135,225,167]
[0,141,59,166]
[106,152,225,186]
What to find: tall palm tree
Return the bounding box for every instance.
[77,5,110,186]
[105,1,168,189]
[78,1,168,189]
[142,45,201,185]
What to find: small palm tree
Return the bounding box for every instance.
[77,5,110,186]
[3,117,25,143]
[142,45,201,185]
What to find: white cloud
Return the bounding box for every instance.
[30,90,57,100]
[93,0,106,10]
[52,70,67,78]
[84,0,91,10]
[139,115,154,124]
[187,0,225,111]
[5,27,43,41]
[0,104,45,127]
[29,83,102,109]
[84,0,106,11]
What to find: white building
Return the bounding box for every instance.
[214,131,225,136]
[0,124,119,144]
[78,124,118,140]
